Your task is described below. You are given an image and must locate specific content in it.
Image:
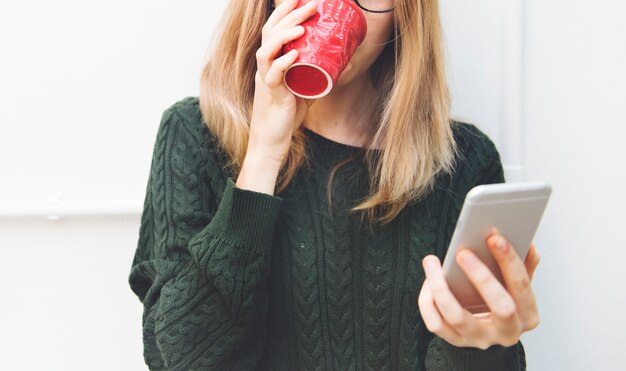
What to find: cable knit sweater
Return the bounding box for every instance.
[128,97,527,370]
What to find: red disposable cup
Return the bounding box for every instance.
[283,0,367,99]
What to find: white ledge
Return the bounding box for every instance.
[0,199,143,220]
[0,167,524,221]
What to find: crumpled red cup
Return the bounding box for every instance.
[283,0,367,99]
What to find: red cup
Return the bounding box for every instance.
[283,0,367,99]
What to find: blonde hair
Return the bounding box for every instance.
[199,0,458,226]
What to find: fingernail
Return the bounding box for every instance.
[497,237,509,253]
[460,250,477,268]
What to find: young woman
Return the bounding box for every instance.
[128,0,541,369]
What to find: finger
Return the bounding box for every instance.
[264,0,300,35]
[265,24,306,58]
[456,249,521,343]
[265,48,299,88]
[487,235,532,298]
[273,0,318,32]
[524,244,541,281]
[486,235,540,332]
[257,0,316,79]
[422,255,481,337]
[256,26,305,78]
[418,279,463,345]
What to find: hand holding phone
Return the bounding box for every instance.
[442,181,552,313]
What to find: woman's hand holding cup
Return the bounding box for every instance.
[249,0,318,165]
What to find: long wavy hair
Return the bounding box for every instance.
[199,0,458,226]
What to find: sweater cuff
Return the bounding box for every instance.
[436,338,519,371]
[205,177,283,248]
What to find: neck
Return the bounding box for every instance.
[303,74,380,148]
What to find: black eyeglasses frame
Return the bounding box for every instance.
[353,0,395,14]
[268,1,395,14]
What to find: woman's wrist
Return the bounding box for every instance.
[235,151,282,195]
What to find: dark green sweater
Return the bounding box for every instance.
[128,97,527,370]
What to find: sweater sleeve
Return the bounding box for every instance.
[425,337,527,371]
[424,127,528,370]
[128,106,283,370]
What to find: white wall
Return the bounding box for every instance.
[1,0,624,370]
[0,0,226,205]
[0,1,227,370]
[521,1,626,370]
[441,0,525,181]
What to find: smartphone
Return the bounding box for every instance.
[442,181,552,314]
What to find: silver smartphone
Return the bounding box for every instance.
[442,181,552,314]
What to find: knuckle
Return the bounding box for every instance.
[417,296,427,310]
[526,298,539,314]
[429,283,447,298]
[513,276,531,292]
[449,339,466,348]
[525,314,540,330]
[261,24,270,35]
[427,279,444,293]
[274,55,289,69]
[255,48,265,61]
[424,318,442,333]
[500,336,519,347]
[495,301,517,320]
[417,292,428,309]
[264,74,276,87]
[476,340,491,351]
[447,312,465,328]
[474,271,492,287]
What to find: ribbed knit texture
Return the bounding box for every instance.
[128,97,528,370]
